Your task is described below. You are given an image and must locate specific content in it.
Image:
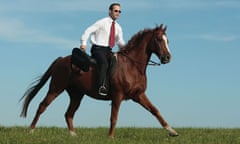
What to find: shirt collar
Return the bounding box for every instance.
[108,16,116,23]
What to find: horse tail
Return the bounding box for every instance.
[20,57,62,117]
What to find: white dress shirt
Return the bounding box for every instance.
[81,17,125,47]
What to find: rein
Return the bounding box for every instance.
[119,52,161,66]
[149,60,161,66]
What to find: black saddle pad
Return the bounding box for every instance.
[71,48,96,72]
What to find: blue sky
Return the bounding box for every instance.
[0,0,240,128]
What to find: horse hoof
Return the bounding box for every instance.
[108,135,114,139]
[165,126,179,137]
[29,129,35,134]
[169,132,179,137]
[70,131,77,137]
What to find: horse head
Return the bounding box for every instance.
[150,24,171,64]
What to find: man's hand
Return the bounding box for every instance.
[80,45,87,52]
[118,44,125,51]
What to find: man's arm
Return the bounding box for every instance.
[116,26,125,50]
[80,21,100,51]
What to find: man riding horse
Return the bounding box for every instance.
[20,3,178,139]
[80,3,125,96]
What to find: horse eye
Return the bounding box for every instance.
[156,37,162,42]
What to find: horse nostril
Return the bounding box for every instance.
[162,55,171,63]
[166,55,171,61]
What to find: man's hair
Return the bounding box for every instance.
[109,3,120,10]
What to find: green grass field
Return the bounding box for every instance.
[0,127,240,144]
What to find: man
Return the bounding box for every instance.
[80,3,125,96]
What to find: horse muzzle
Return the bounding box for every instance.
[160,55,171,64]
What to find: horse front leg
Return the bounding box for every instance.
[133,93,178,136]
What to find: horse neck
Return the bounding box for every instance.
[124,34,152,74]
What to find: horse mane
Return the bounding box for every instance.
[120,28,153,52]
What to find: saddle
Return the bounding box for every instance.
[71,48,96,72]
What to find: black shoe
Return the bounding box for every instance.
[98,86,108,96]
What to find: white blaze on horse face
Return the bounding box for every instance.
[162,35,171,53]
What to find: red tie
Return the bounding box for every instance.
[109,21,115,48]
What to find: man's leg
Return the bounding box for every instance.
[91,48,109,96]
[98,64,108,96]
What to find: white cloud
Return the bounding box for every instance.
[0,17,77,48]
[198,34,238,42]
[123,0,240,10]
[1,0,239,13]
[216,1,240,8]
[183,33,238,42]
[0,0,238,47]
[0,0,110,13]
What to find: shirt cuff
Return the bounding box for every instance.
[81,40,87,46]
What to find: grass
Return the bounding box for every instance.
[0,127,240,144]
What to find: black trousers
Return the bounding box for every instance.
[91,45,112,89]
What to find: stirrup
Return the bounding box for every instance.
[98,86,108,96]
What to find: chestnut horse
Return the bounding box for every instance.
[20,24,178,138]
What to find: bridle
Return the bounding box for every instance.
[120,52,161,66]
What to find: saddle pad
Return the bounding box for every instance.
[71,48,96,72]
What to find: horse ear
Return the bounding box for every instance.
[159,24,163,29]
[163,26,167,32]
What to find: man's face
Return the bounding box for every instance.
[109,5,121,20]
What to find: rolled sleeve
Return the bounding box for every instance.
[116,26,125,46]
[80,23,99,45]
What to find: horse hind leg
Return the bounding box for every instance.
[65,89,84,136]
[133,93,178,137]
[30,90,63,131]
